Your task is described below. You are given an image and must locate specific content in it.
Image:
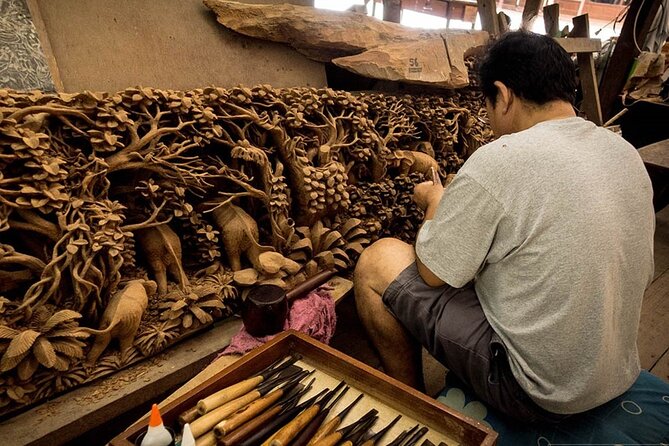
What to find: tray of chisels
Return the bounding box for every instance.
[111,330,498,446]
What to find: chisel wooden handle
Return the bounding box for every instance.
[194,431,217,446]
[307,416,339,445]
[219,404,284,446]
[198,376,264,414]
[310,431,343,446]
[265,405,320,446]
[340,442,353,446]
[191,389,261,437]
[179,405,200,425]
[215,388,284,437]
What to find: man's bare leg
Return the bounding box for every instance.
[354,238,425,391]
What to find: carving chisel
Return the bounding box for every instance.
[264,381,347,446]
[235,388,330,446]
[213,369,313,436]
[197,355,299,414]
[359,414,402,446]
[307,393,364,445]
[289,384,350,446]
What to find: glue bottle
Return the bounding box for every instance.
[179,423,195,446]
[141,404,173,446]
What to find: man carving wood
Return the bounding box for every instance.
[354,31,655,423]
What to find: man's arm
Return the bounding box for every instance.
[412,171,449,287]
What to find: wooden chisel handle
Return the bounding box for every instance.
[191,390,261,438]
[309,431,343,446]
[360,441,374,446]
[179,405,200,425]
[194,431,217,446]
[219,404,284,446]
[215,388,284,436]
[265,405,320,446]
[307,416,340,445]
[340,442,353,446]
[198,376,264,414]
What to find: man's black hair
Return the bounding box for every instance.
[479,31,577,106]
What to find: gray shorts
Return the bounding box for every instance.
[382,262,567,424]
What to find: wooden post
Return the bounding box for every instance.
[382,0,402,23]
[476,0,499,37]
[598,0,662,121]
[543,4,560,37]
[571,14,603,125]
[520,0,543,31]
[498,11,511,34]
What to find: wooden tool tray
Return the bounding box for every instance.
[110,330,497,445]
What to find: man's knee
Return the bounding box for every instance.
[354,237,414,296]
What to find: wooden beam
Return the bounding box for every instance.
[520,0,543,31]
[554,37,601,53]
[571,14,603,125]
[598,0,662,121]
[543,3,560,37]
[383,0,402,23]
[476,0,499,37]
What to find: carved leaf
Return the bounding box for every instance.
[258,251,285,275]
[190,306,213,325]
[233,268,258,286]
[340,218,362,237]
[182,314,193,329]
[53,355,70,372]
[280,258,301,274]
[345,242,366,255]
[343,227,368,241]
[42,310,82,332]
[33,337,57,368]
[291,238,312,254]
[17,356,39,381]
[0,326,19,339]
[1,330,40,371]
[320,230,343,251]
[314,251,335,268]
[197,300,226,309]
[51,339,85,359]
[288,251,308,263]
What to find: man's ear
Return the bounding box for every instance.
[493,81,513,114]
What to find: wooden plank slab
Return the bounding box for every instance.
[32,0,326,92]
[638,269,669,371]
[653,206,669,281]
[555,37,602,53]
[571,15,603,125]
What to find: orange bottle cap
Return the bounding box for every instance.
[149,404,163,427]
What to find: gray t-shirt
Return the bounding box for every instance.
[416,117,655,414]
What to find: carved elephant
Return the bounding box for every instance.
[210,202,274,271]
[82,279,157,365]
[135,223,189,295]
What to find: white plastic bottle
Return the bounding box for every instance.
[141,404,173,446]
[179,423,195,446]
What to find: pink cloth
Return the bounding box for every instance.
[218,286,337,357]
